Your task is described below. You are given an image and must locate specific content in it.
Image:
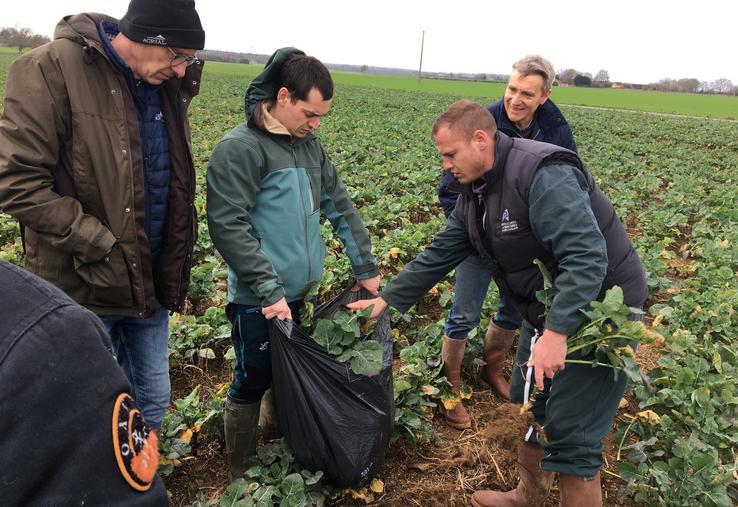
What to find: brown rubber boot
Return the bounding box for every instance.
[471,442,554,507]
[440,336,471,429]
[480,321,516,401]
[559,471,602,507]
[259,388,282,441]
[224,396,260,481]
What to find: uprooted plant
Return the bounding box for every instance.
[532,259,656,383]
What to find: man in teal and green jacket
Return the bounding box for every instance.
[206,47,380,480]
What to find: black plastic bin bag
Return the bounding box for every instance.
[269,287,393,488]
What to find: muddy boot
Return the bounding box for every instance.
[440,336,471,430]
[471,442,554,507]
[559,471,602,507]
[259,388,282,441]
[480,321,516,401]
[224,396,260,481]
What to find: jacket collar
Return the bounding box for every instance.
[248,100,314,146]
[495,99,569,137]
[482,131,513,188]
[261,102,291,137]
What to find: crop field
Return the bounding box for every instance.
[1,51,737,506]
[194,59,738,119]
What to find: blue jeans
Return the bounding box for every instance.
[99,303,170,429]
[445,254,523,339]
[225,301,303,404]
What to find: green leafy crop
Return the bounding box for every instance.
[311,307,383,377]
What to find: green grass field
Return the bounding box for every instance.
[2,47,736,119]
[201,60,738,119]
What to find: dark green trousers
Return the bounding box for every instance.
[509,322,629,477]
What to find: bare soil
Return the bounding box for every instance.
[163,353,647,506]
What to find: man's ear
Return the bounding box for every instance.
[276,86,291,105]
[472,129,490,150]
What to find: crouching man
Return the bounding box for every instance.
[349,100,647,506]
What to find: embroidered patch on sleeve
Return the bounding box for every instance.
[112,393,159,491]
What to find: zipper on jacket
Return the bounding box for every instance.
[474,191,497,266]
[293,146,313,283]
[478,193,487,232]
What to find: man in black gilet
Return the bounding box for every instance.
[349,100,647,506]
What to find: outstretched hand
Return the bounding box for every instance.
[346,296,388,319]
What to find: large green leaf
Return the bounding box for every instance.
[337,340,383,376]
[312,319,344,355]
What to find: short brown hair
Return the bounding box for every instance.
[511,55,556,94]
[278,53,334,102]
[432,100,497,140]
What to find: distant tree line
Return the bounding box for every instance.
[649,77,737,95]
[555,66,737,95]
[0,27,50,53]
[196,49,269,65]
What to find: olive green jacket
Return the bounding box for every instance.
[0,13,202,316]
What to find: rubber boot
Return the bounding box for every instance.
[224,396,260,481]
[440,336,471,429]
[559,471,602,507]
[471,442,554,507]
[480,321,516,401]
[259,388,282,441]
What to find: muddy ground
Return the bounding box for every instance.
[163,341,662,506]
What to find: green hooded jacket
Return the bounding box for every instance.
[206,48,378,306]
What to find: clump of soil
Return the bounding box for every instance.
[481,402,536,449]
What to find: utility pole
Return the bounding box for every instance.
[417,29,425,85]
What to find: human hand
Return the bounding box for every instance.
[345,296,387,319]
[262,297,292,320]
[351,275,381,295]
[528,329,568,390]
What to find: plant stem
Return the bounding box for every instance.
[616,417,636,461]
[567,333,633,354]
[564,359,618,369]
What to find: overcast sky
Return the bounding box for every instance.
[4,0,737,85]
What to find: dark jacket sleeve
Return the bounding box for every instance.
[528,164,607,335]
[381,209,475,312]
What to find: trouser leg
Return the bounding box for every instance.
[102,304,171,429]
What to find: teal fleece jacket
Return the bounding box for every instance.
[207,125,378,306]
[207,49,377,306]
[381,164,607,336]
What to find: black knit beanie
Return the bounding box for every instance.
[119,0,205,50]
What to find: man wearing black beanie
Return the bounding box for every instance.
[0,0,205,434]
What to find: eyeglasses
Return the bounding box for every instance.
[167,47,199,67]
